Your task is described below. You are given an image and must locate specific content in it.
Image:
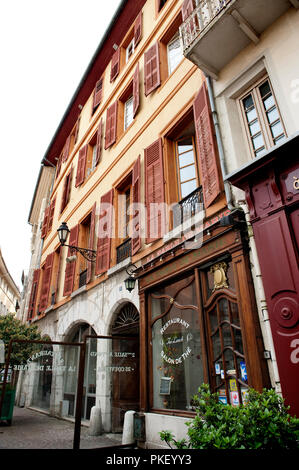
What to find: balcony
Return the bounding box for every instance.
[180,0,298,78]
[116,238,132,264]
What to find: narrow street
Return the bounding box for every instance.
[0,406,121,449]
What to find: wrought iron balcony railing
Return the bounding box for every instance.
[173,186,204,228]
[179,0,232,52]
[116,238,132,264]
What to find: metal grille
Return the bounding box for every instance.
[116,238,131,264]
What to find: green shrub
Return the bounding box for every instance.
[159,384,299,450]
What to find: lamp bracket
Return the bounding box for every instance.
[64,245,97,262]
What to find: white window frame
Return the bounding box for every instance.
[126,38,135,63]
[124,96,134,130]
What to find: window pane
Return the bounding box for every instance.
[263,94,275,110]
[274,134,286,145]
[178,150,195,167]
[178,138,193,153]
[255,147,265,158]
[246,107,257,123]
[168,35,183,74]
[249,120,260,136]
[124,97,134,130]
[181,179,197,198]
[180,164,196,182]
[252,133,264,150]
[271,121,284,138]
[259,80,271,98]
[266,107,279,124]
[242,94,254,111]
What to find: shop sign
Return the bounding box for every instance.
[160,318,192,365]
[240,361,247,382]
[230,391,240,407]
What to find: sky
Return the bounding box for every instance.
[0,0,122,290]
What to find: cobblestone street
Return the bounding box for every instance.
[0,406,122,449]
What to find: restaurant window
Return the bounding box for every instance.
[149,261,249,413]
[239,76,286,158]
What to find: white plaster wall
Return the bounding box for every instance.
[144,413,190,449]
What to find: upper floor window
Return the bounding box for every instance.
[167,32,183,75]
[239,77,286,158]
[176,136,198,200]
[126,38,135,63]
[124,96,134,130]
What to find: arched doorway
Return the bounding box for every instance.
[111,303,140,432]
[63,323,97,420]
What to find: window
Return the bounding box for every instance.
[60,167,72,213]
[176,136,199,199]
[77,215,91,288]
[115,174,132,264]
[167,32,183,75]
[126,39,135,63]
[124,96,134,130]
[239,77,286,158]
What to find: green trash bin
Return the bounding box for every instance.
[0,388,16,425]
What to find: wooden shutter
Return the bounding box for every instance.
[144,42,161,96]
[56,155,62,179]
[39,253,54,312]
[105,101,118,149]
[110,48,120,82]
[74,116,80,144]
[95,119,103,166]
[27,268,40,320]
[86,203,96,284]
[63,225,79,296]
[134,11,142,46]
[93,78,103,112]
[131,156,141,255]
[193,82,221,208]
[63,135,71,162]
[75,145,87,187]
[181,0,194,21]
[145,138,165,243]
[47,198,56,233]
[41,206,50,238]
[133,63,140,118]
[95,189,114,275]
[61,168,73,212]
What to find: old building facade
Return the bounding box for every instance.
[19,0,298,448]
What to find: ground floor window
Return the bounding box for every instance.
[149,260,249,412]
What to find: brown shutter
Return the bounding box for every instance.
[131,156,141,255]
[56,155,62,179]
[41,206,50,239]
[61,168,73,212]
[47,198,56,233]
[27,269,40,320]
[63,225,79,296]
[181,0,194,21]
[62,135,71,162]
[39,253,54,312]
[95,189,114,275]
[110,48,120,82]
[144,42,161,96]
[145,138,165,243]
[133,63,140,118]
[105,101,118,149]
[134,11,142,46]
[193,82,221,208]
[86,203,96,284]
[95,119,103,166]
[75,145,87,187]
[53,248,62,305]
[93,78,103,113]
[74,116,80,144]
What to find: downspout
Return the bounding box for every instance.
[205,74,234,210]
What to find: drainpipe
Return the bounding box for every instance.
[205,74,234,210]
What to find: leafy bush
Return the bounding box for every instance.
[159,384,299,450]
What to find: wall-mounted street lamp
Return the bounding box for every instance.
[57,222,97,262]
[124,264,138,293]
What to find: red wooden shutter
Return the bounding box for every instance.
[193,82,221,208]
[39,253,54,312]
[47,198,56,233]
[61,168,73,212]
[144,42,161,96]
[86,203,96,284]
[93,78,103,112]
[74,116,80,144]
[105,101,118,149]
[145,138,165,243]
[133,63,140,118]
[27,268,40,320]
[181,0,194,21]
[63,225,79,296]
[75,145,87,187]
[63,135,71,162]
[95,119,103,166]
[134,11,142,46]
[53,248,62,305]
[41,206,50,238]
[110,48,120,82]
[95,189,114,275]
[131,156,141,255]
[56,155,62,179]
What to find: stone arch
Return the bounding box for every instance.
[105,298,140,336]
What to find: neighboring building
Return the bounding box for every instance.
[0,248,20,315]
[180,0,299,417]
[21,0,289,447]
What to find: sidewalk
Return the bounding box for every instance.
[0,406,122,449]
